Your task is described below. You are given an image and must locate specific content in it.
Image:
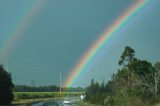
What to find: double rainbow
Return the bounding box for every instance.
[64,0,150,87]
[0,0,151,87]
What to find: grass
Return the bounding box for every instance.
[12,98,52,106]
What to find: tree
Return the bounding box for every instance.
[154,62,160,73]
[100,80,105,93]
[128,60,154,97]
[119,46,135,66]
[117,46,136,96]
[85,46,160,105]
[0,65,14,105]
[154,62,160,98]
[117,46,154,97]
[128,60,153,76]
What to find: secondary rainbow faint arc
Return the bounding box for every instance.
[0,0,45,59]
[64,0,150,87]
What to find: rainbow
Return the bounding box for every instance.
[0,0,45,60]
[64,0,150,87]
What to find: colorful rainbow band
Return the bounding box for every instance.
[64,0,150,87]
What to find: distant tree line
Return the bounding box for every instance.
[14,85,84,92]
[85,46,160,106]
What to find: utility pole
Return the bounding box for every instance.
[60,72,62,93]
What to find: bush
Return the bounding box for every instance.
[109,96,150,106]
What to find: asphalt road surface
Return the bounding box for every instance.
[30,98,79,106]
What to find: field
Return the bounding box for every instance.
[14,92,83,100]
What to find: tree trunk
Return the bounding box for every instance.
[154,72,158,98]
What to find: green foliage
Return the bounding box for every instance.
[0,65,14,105]
[119,46,135,66]
[85,46,159,105]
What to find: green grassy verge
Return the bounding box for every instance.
[12,98,55,106]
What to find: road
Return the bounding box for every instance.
[30,97,79,106]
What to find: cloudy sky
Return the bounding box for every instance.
[0,0,160,87]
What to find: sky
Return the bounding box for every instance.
[0,0,160,87]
